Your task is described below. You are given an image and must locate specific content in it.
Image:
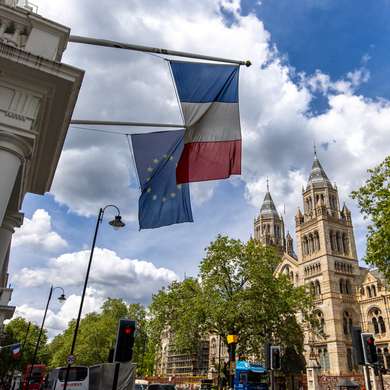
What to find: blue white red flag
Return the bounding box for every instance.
[131,130,193,229]
[169,61,241,184]
[11,343,21,359]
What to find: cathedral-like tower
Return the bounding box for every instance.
[295,153,359,375]
[254,185,285,252]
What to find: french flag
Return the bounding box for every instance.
[170,61,241,184]
[11,343,21,359]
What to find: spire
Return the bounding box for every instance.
[307,153,332,188]
[260,183,279,218]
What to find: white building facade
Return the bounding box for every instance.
[0,0,84,329]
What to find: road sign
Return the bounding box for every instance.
[67,355,75,364]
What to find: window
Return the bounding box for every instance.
[347,348,353,371]
[369,308,385,334]
[345,280,352,295]
[340,279,345,294]
[379,317,386,334]
[315,280,321,296]
[372,285,377,297]
[318,347,330,372]
[315,310,325,333]
[367,286,372,297]
[343,311,353,335]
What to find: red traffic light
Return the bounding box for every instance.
[367,337,375,345]
[124,327,133,335]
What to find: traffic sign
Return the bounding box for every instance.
[67,355,75,364]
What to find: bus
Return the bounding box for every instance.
[49,366,89,390]
[22,364,47,390]
[234,361,269,390]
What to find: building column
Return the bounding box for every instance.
[0,211,23,287]
[0,132,31,225]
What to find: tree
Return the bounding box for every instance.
[149,236,315,361]
[351,156,390,278]
[48,299,151,372]
[0,318,48,388]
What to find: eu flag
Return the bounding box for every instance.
[131,130,194,229]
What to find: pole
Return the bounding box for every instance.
[70,120,184,128]
[363,365,372,390]
[379,368,385,390]
[217,337,221,390]
[22,322,31,350]
[27,286,53,390]
[62,208,104,390]
[270,369,274,390]
[111,363,120,390]
[69,35,251,67]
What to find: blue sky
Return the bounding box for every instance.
[8,0,390,337]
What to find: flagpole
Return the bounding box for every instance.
[69,35,251,67]
[70,120,184,128]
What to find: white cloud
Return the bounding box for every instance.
[12,209,67,253]
[13,247,178,303]
[31,0,390,257]
[14,288,105,338]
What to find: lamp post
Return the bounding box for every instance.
[27,286,66,390]
[63,205,125,390]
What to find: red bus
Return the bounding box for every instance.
[22,364,47,390]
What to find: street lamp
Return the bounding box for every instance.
[27,286,66,390]
[63,205,125,390]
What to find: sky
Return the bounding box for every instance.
[7,0,390,338]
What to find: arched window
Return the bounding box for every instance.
[343,233,349,255]
[340,279,345,294]
[367,286,372,297]
[343,311,353,335]
[309,234,314,254]
[372,285,377,297]
[345,280,352,295]
[360,287,365,296]
[343,315,348,335]
[330,231,334,251]
[314,231,320,251]
[373,317,379,334]
[318,347,330,372]
[379,317,386,334]
[336,232,342,252]
[310,282,315,296]
[315,280,321,296]
[369,308,384,334]
[315,310,325,333]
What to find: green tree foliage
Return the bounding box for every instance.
[48,299,150,374]
[0,318,48,387]
[352,156,390,277]
[149,236,315,360]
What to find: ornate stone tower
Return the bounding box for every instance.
[254,184,285,252]
[295,153,359,375]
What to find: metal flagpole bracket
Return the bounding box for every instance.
[69,35,251,67]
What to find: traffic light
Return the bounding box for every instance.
[361,333,378,364]
[351,326,364,365]
[264,342,271,370]
[114,319,136,362]
[270,346,281,370]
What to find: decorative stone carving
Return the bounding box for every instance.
[0,83,41,131]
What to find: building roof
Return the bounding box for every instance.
[307,154,332,188]
[260,191,280,218]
